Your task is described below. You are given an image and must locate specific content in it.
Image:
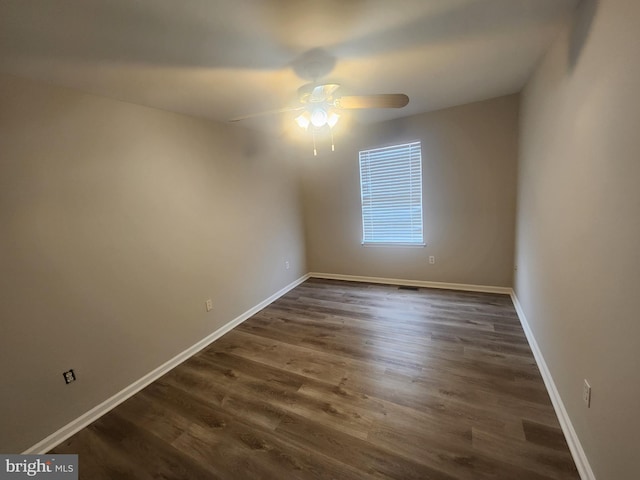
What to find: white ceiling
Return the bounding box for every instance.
[0,0,578,130]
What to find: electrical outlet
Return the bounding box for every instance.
[285,261,290,270]
[205,299,213,312]
[583,379,591,407]
[63,369,76,384]
[429,256,436,264]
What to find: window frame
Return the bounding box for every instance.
[358,140,425,247]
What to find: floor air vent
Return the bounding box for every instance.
[398,285,419,291]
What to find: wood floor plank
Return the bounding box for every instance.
[367,415,551,480]
[522,419,574,450]
[276,412,458,480]
[146,379,372,480]
[54,427,156,480]
[95,410,218,480]
[472,427,579,480]
[51,278,579,479]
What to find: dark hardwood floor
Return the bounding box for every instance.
[52,278,580,479]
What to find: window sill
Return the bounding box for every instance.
[361,242,426,248]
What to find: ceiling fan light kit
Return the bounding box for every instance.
[230,82,409,156]
[310,107,328,128]
[295,107,340,130]
[295,112,311,129]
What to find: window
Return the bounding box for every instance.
[359,141,424,245]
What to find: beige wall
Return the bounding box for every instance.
[300,95,519,287]
[0,74,306,453]
[515,0,640,478]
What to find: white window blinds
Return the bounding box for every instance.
[359,141,424,245]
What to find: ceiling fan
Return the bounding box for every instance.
[229,83,409,129]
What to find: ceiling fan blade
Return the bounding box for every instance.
[335,94,409,109]
[310,83,340,102]
[229,106,305,122]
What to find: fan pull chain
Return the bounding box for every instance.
[313,132,318,156]
[331,130,335,152]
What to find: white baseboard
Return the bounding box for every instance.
[24,271,593,480]
[309,272,512,294]
[24,274,310,455]
[510,292,595,480]
[312,272,594,478]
